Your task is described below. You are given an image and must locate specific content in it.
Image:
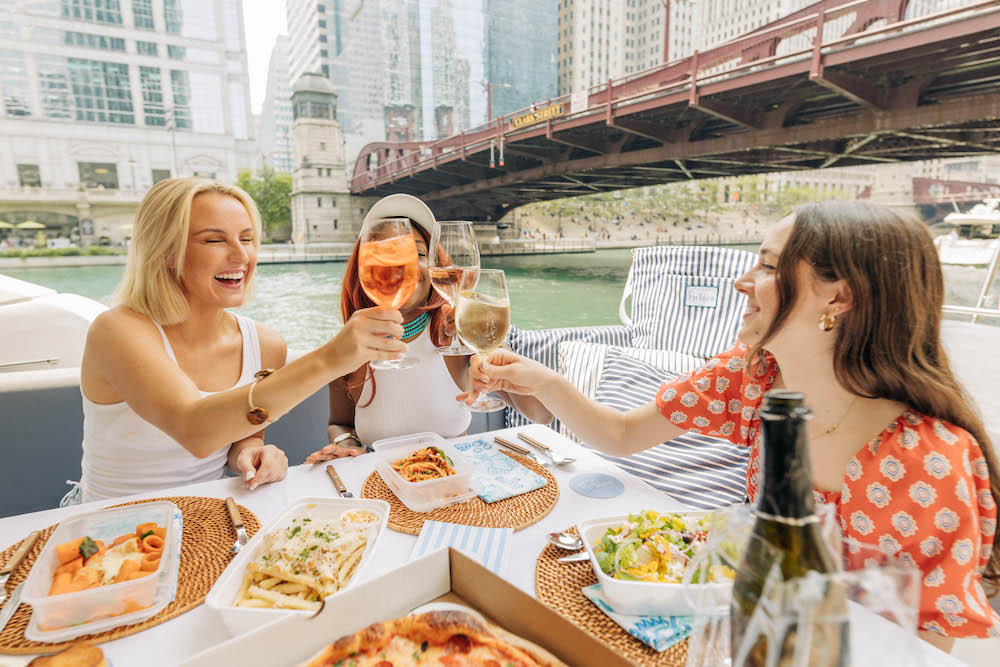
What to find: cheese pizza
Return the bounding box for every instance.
[302,611,557,667]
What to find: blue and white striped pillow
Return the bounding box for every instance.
[591,349,749,509]
[504,324,632,430]
[625,246,757,358]
[556,341,704,442]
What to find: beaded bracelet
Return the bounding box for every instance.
[246,368,276,425]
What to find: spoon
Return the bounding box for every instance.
[546,531,585,551]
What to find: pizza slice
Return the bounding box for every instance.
[302,610,555,666]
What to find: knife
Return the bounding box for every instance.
[0,581,24,635]
[558,552,590,563]
[326,465,353,498]
[0,530,40,606]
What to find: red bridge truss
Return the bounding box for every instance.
[350,0,1000,220]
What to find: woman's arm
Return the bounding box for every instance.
[306,378,364,462]
[225,322,291,487]
[463,349,683,456]
[83,306,404,459]
[917,631,954,654]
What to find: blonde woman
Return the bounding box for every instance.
[72,177,406,504]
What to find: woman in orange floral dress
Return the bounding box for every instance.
[462,201,1000,652]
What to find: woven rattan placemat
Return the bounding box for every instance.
[361,451,559,535]
[534,527,689,667]
[0,496,260,655]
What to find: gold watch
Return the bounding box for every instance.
[332,432,364,450]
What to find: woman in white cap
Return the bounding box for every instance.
[73,178,406,503]
[306,194,550,460]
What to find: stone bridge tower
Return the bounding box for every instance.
[290,73,366,244]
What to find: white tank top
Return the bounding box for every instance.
[354,328,471,446]
[79,314,262,503]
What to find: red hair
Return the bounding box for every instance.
[341,223,449,405]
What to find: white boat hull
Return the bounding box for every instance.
[934,234,1000,266]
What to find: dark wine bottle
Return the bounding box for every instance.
[729,390,849,667]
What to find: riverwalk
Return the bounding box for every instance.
[0,235,762,269]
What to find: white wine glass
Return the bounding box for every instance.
[357,216,420,370]
[455,269,510,413]
[429,221,481,356]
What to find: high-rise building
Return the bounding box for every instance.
[557,0,698,97]
[258,35,294,173]
[485,0,557,120]
[287,0,557,165]
[0,0,256,245]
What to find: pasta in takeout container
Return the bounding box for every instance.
[372,433,476,513]
[21,501,183,642]
[205,497,389,637]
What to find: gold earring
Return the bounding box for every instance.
[818,312,836,332]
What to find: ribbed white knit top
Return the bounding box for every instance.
[79,314,261,503]
[353,328,471,446]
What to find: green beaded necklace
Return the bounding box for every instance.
[401,311,430,340]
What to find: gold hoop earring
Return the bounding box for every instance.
[818,312,836,332]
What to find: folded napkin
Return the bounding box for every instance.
[410,521,512,575]
[451,438,547,503]
[581,584,692,652]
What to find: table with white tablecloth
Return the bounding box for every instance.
[0,424,962,667]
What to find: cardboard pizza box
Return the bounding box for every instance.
[182,547,630,667]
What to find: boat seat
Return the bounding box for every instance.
[506,245,758,509]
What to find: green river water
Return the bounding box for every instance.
[2,247,996,351]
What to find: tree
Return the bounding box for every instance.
[236,166,292,241]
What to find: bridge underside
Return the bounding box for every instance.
[353,9,1000,220]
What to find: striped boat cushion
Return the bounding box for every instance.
[555,341,704,442]
[504,324,632,430]
[626,246,757,357]
[592,349,749,509]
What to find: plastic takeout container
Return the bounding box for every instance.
[578,510,731,616]
[21,501,181,642]
[205,497,389,637]
[372,433,476,513]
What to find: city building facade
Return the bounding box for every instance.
[289,73,367,244]
[258,35,293,173]
[0,0,256,246]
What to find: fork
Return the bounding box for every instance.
[518,432,576,466]
[225,497,249,554]
[494,435,549,467]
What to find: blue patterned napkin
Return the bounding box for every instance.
[410,521,513,575]
[451,438,547,503]
[582,585,692,652]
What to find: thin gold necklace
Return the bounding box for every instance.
[812,395,859,440]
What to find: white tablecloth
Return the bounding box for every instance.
[0,424,962,666]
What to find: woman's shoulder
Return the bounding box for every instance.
[876,409,984,471]
[88,306,160,343]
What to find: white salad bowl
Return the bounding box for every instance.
[577,510,733,617]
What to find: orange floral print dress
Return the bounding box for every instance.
[656,342,1000,638]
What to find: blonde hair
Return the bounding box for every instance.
[114,177,263,324]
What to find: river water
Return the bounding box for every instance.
[2,246,996,351]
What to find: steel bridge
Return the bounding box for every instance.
[349,0,1000,220]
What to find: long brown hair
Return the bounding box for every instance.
[753,200,1000,594]
[340,222,448,406]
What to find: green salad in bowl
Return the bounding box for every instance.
[593,510,735,584]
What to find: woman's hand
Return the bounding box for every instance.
[457,348,553,404]
[305,442,364,463]
[329,307,406,372]
[441,304,457,341]
[234,443,288,491]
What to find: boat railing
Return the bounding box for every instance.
[942,239,1000,324]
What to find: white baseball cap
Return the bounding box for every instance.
[362,193,438,249]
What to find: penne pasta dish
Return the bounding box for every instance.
[390,446,457,482]
[232,513,371,611]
